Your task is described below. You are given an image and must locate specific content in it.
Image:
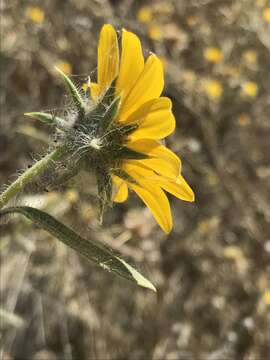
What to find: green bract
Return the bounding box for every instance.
[25,69,145,219]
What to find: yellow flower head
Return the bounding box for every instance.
[27,25,194,233]
[242,81,258,97]
[137,6,153,23]
[204,80,223,100]
[90,24,194,233]
[148,24,163,41]
[204,47,223,64]
[25,6,45,24]
[262,7,270,22]
[262,290,270,305]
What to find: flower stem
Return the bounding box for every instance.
[0,147,66,210]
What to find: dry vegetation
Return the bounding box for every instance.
[1,0,270,359]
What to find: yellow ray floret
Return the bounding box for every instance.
[112,176,129,203]
[126,139,181,179]
[118,54,164,121]
[122,162,173,233]
[116,29,144,102]
[126,97,175,140]
[97,24,119,96]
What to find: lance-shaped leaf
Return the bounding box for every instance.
[98,95,121,134]
[114,146,149,160]
[55,67,85,118]
[83,79,119,134]
[0,206,156,292]
[117,123,139,137]
[24,112,66,129]
[101,78,117,107]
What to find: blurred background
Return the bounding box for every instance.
[1,0,270,359]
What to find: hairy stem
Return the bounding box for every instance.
[0,147,66,209]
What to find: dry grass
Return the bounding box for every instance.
[1,0,270,359]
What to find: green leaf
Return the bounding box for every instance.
[83,79,119,134]
[0,206,156,292]
[24,112,66,129]
[98,95,120,134]
[55,67,85,118]
[115,146,149,160]
[117,123,139,137]
[101,78,117,107]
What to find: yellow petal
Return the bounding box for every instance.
[116,29,144,102]
[121,162,193,232]
[118,54,164,121]
[126,97,175,140]
[123,165,172,233]
[129,182,172,233]
[123,160,157,182]
[126,139,181,178]
[112,176,128,203]
[90,82,100,102]
[159,175,195,202]
[98,24,119,95]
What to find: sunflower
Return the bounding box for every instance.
[89,24,194,233]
